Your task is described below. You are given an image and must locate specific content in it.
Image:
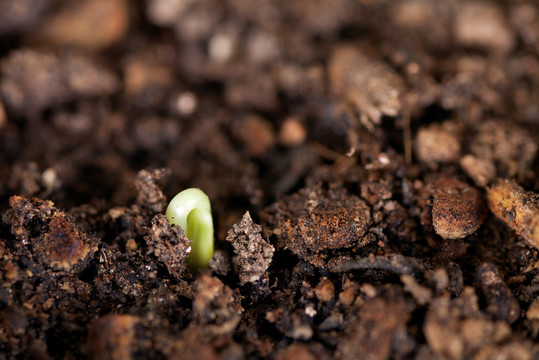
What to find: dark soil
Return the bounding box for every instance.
[1,0,539,359]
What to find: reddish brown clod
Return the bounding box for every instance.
[8,195,95,272]
[432,178,486,239]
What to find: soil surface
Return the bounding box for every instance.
[1,0,539,359]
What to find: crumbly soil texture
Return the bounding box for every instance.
[1,0,539,359]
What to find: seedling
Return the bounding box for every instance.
[166,188,214,270]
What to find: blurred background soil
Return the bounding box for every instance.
[0,0,538,359]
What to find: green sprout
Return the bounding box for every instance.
[165,188,214,270]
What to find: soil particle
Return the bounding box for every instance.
[0,97,6,129]
[526,299,539,321]
[0,0,51,34]
[329,254,427,277]
[263,184,371,267]
[284,0,360,35]
[476,262,520,324]
[415,121,462,167]
[360,178,392,206]
[467,120,537,184]
[278,117,307,147]
[314,277,335,303]
[1,0,539,358]
[145,214,191,280]
[274,343,316,360]
[162,333,221,360]
[473,341,535,360]
[460,155,497,188]
[401,274,432,306]
[431,178,486,240]
[278,342,333,360]
[232,115,276,157]
[37,0,129,50]
[87,314,141,360]
[454,1,515,54]
[424,288,512,360]
[329,45,404,130]
[338,278,360,307]
[135,168,169,213]
[8,162,43,197]
[226,211,274,286]
[0,49,119,115]
[123,54,175,110]
[336,297,410,360]
[209,249,232,276]
[5,195,97,272]
[192,274,243,338]
[225,72,280,111]
[486,179,539,250]
[266,308,313,341]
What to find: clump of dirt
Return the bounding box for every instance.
[1,0,539,359]
[431,178,486,240]
[226,211,274,286]
[263,184,373,267]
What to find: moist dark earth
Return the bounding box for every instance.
[1,0,539,359]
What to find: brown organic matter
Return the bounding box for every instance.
[431,178,486,240]
[487,179,539,250]
[264,184,372,267]
[1,0,539,359]
[415,121,462,167]
[87,314,140,360]
[329,45,403,130]
[226,211,274,286]
[145,214,191,279]
[6,195,97,272]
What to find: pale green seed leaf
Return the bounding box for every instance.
[165,188,214,270]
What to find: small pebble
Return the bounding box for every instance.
[279,117,306,146]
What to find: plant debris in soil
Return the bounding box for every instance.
[1,0,539,359]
